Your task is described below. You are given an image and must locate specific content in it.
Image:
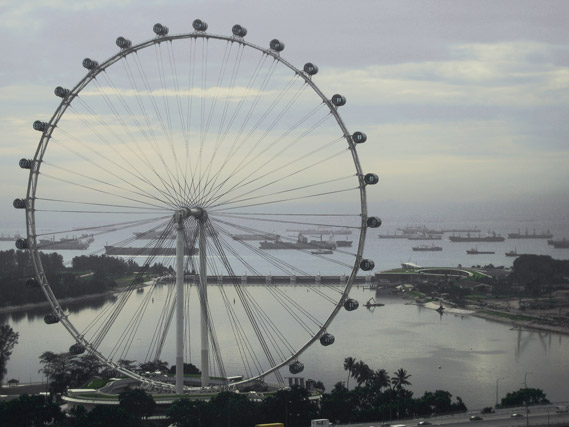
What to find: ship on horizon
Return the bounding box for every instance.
[38,234,93,250]
[507,228,553,239]
[105,245,198,256]
[449,231,505,242]
[412,244,442,252]
[259,234,336,250]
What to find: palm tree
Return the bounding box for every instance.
[343,357,356,389]
[354,360,373,386]
[372,368,391,391]
[391,368,412,392]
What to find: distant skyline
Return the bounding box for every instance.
[1,0,568,228]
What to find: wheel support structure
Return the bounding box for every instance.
[175,207,208,394]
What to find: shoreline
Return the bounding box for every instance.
[3,286,569,337]
[420,300,569,336]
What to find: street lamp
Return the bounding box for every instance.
[496,377,504,407]
[524,372,533,388]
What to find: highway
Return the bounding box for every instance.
[341,403,569,427]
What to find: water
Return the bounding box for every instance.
[1,218,569,410]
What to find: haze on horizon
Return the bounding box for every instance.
[1,0,568,228]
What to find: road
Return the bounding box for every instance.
[341,404,569,427]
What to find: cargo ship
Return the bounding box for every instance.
[259,234,336,250]
[507,228,553,239]
[105,246,198,256]
[38,235,93,250]
[441,227,481,233]
[335,240,353,247]
[505,249,536,257]
[285,228,352,236]
[412,244,442,252]
[449,232,505,242]
[0,233,22,241]
[232,233,279,241]
[551,239,569,249]
[467,248,495,255]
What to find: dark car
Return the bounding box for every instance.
[469,415,483,421]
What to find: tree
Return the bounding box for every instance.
[75,404,138,427]
[353,360,373,386]
[500,388,550,407]
[0,394,63,427]
[391,368,412,392]
[0,324,19,386]
[343,356,356,389]
[118,388,156,420]
[167,398,205,427]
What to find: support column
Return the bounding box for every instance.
[199,219,209,387]
[175,214,185,394]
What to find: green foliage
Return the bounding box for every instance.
[511,255,569,296]
[118,388,156,420]
[168,362,201,376]
[0,324,19,386]
[39,351,104,395]
[166,398,205,427]
[0,394,64,427]
[74,404,139,427]
[499,387,550,407]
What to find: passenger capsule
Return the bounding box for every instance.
[13,199,26,209]
[352,131,367,144]
[367,217,382,228]
[69,344,86,355]
[289,361,304,374]
[364,173,379,185]
[19,158,32,169]
[192,19,208,32]
[44,313,59,324]
[232,24,247,37]
[303,63,318,75]
[54,86,70,98]
[153,23,169,36]
[331,94,346,107]
[269,39,285,52]
[33,121,48,132]
[344,298,359,311]
[360,259,375,271]
[15,239,28,250]
[320,333,335,346]
[26,278,39,288]
[115,36,132,49]
[82,58,99,70]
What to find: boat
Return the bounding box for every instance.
[466,247,495,255]
[259,234,336,250]
[105,246,198,256]
[232,233,278,241]
[335,240,353,247]
[407,233,442,241]
[412,244,442,252]
[506,249,538,257]
[38,235,93,250]
[448,232,505,242]
[507,228,553,239]
[134,230,175,239]
[551,239,569,249]
[134,229,217,239]
[378,232,414,239]
[364,297,384,308]
[398,226,443,235]
[311,249,334,255]
[0,233,22,241]
[285,228,352,235]
[441,227,481,233]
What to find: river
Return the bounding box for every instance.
[1,217,569,410]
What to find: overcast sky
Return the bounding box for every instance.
[1,0,568,228]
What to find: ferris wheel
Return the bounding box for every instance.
[14,20,381,393]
